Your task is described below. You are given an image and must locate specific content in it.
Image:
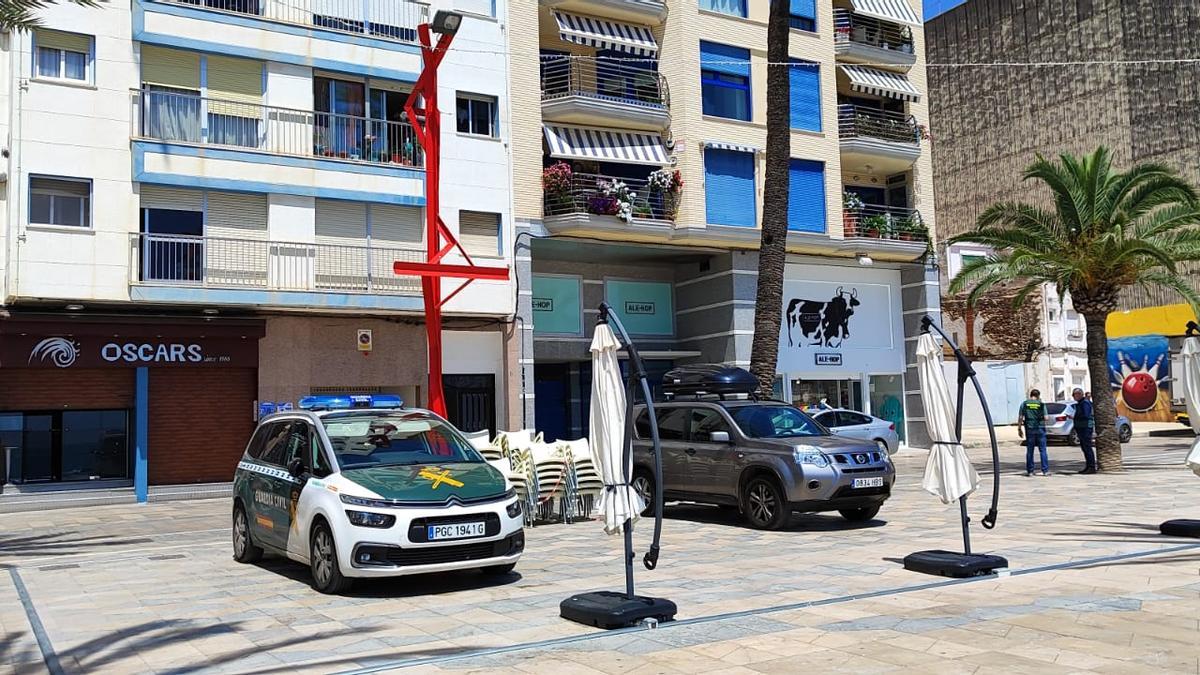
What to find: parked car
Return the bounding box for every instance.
[631,366,895,530]
[232,394,524,594]
[1043,401,1133,444]
[808,409,900,456]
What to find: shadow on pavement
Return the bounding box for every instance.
[660,503,888,532]
[0,531,156,562]
[243,646,487,675]
[1070,550,1200,570]
[254,557,523,599]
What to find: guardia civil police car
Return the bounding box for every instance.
[232,395,524,593]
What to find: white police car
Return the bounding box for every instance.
[232,394,524,593]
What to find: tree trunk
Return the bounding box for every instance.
[748,0,792,397]
[1082,309,1123,471]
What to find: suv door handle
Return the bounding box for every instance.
[684,448,696,456]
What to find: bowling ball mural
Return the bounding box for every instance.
[1108,335,1171,420]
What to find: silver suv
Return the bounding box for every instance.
[632,399,895,530]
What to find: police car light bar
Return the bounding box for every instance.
[297,394,405,411]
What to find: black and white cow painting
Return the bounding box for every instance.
[785,287,860,348]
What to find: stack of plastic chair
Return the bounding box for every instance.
[557,438,602,519]
[486,453,534,526]
[495,429,540,459]
[507,444,538,525]
[529,441,572,523]
[463,429,503,461]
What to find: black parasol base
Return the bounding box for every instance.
[560,591,677,630]
[1159,519,1200,538]
[903,550,1008,578]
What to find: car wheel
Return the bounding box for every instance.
[839,505,881,522]
[232,504,263,564]
[310,522,353,594]
[1119,424,1132,443]
[632,469,656,516]
[1067,430,1079,446]
[741,476,788,530]
[480,563,517,576]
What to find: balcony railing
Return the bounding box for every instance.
[155,0,428,44]
[838,104,920,144]
[833,9,914,54]
[135,89,423,168]
[544,173,678,222]
[130,233,424,295]
[842,204,927,243]
[541,58,669,109]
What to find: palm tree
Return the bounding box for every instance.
[0,0,104,31]
[748,0,791,396]
[948,147,1200,472]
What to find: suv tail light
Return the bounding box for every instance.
[888,423,895,431]
[1055,415,1068,422]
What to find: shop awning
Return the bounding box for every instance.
[543,125,669,165]
[840,65,921,102]
[703,140,760,154]
[553,11,658,57]
[849,0,921,27]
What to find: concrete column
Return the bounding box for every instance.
[901,262,943,449]
[135,367,149,503]
[511,218,537,431]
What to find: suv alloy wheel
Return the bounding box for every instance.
[741,476,788,530]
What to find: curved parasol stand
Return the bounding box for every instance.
[1159,321,1200,538]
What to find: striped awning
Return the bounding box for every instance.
[543,124,669,165]
[840,65,921,102]
[849,0,921,26]
[703,140,761,154]
[553,11,658,57]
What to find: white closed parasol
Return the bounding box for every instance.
[589,321,645,535]
[916,332,981,504]
[1182,335,1200,477]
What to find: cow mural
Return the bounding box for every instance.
[785,287,860,348]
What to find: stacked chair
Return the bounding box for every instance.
[466,429,536,525]
[556,438,603,519]
[528,441,573,523]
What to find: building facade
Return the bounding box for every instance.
[927,0,1200,423]
[509,0,941,446]
[0,0,519,489]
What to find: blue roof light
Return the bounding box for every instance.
[298,394,405,410]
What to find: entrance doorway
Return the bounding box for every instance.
[0,410,130,483]
[790,377,863,411]
[534,364,570,442]
[443,374,497,440]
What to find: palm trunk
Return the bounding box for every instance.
[1082,310,1123,471]
[748,0,792,396]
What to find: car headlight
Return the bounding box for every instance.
[793,445,830,468]
[345,509,396,528]
[506,499,522,519]
[340,494,386,508]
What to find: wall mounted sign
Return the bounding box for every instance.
[814,353,842,366]
[6,334,257,368]
[357,329,373,353]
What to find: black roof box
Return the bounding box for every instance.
[662,365,758,398]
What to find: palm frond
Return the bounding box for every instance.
[1117,174,1200,223]
[1131,203,1200,241]
[1024,154,1087,236]
[1135,270,1200,318]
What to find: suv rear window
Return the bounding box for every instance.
[729,405,824,439]
[1044,403,1067,415]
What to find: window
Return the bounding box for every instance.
[838,411,873,426]
[700,0,747,18]
[787,159,826,233]
[789,60,821,131]
[654,408,689,441]
[704,148,756,227]
[33,29,91,82]
[789,0,816,31]
[689,409,731,441]
[729,405,823,439]
[456,94,497,137]
[258,422,293,466]
[245,424,273,460]
[30,176,90,227]
[700,41,751,121]
[459,211,502,257]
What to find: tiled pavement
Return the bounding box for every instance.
[1,437,1198,674]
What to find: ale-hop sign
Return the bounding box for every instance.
[624,301,655,315]
[607,280,673,336]
[532,297,554,312]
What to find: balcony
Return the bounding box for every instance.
[838,104,922,173]
[541,59,669,131]
[135,88,424,168]
[842,204,929,259]
[151,0,428,45]
[833,9,915,69]
[544,172,679,234]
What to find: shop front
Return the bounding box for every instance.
[0,315,264,490]
[775,263,909,441]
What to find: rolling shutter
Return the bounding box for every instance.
[458,211,500,257]
[314,199,368,290]
[315,199,367,243]
[789,60,821,132]
[369,204,421,293]
[699,41,750,77]
[207,192,267,240]
[36,29,91,54]
[206,55,263,117]
[703,148,756,228]
[787,159,826,233]
[140,45,200,90]
[789,0,816,21]
[139,185,203,212]
[206,192,268,286]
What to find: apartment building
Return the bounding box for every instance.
[509,0,940,447]
[0,0,517,489]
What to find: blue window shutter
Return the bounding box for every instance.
[788,159,826,233]
[789,60,820,131]
[700,41,750,78]
[705,148,756,228]
[789,0,816,19]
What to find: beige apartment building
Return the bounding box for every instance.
[507,0,943,448]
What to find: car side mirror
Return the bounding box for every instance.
[709,431,731,444]
[287,458,306,478]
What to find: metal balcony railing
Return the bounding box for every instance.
[833,9,915,54]
[155,0,429,44]
[135,89,424,168]
[543,173,678,222]
[541,58,669,109]
[838,104,920,144]
[842,203,927,242]
[130,233,425,295]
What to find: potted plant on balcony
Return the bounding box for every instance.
[648,168,683,220]
[598,178,635,223]
[842,191,864,235]
[899,26,914,53]
[860,213,892,239]
[543,162,575,213]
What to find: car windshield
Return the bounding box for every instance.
[321,412,484,469]
[729,405,826,439]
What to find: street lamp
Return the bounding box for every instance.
[431,10,463,35]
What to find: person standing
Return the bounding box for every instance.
[1072,387,1098,474]
[1017,388,1050,476]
